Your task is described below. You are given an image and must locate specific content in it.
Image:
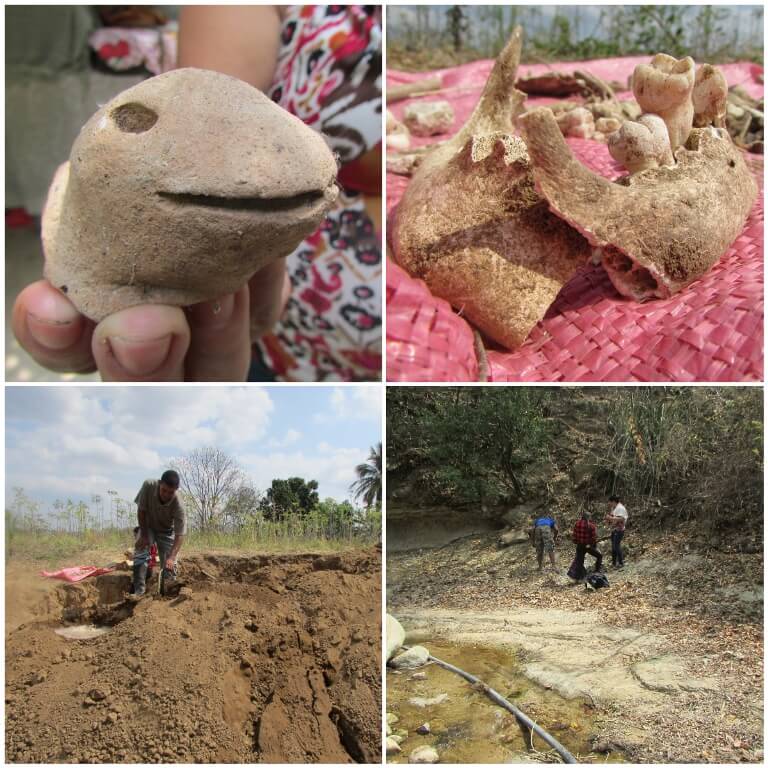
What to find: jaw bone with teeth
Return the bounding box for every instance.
[519,109,757,301]
[390,28,592,351]
[42,68,339,321]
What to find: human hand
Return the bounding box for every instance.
[136,532,150,550]
[164,557,175,572]
[12,259,290,381]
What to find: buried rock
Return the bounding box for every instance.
[42,68,338,322]
[409,693,448,708]
[409,745,440,763]
[390,645,430,669]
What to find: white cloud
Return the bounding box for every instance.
[6,387,378,514]
[269,428,302,448]
[241,446,367,501]
[107,387,274,451]
[7,387,110,434]
[59,434,161,470]
[17,473,113,496]
[6,387,275,510]
[315,386,381,424]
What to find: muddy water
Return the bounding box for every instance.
[54,624,112,640]
[388,642,625,763]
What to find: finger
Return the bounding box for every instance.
[185,285,251,381]
[92,305,191,381]
[12,281,97,373]
[248,258,290,339]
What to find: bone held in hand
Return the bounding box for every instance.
[42,68,339,321]
[519,107,757,301]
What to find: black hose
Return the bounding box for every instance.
[418,649,578,763]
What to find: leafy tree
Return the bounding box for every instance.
[91,494,103,530]
[445,6,468,52]
[223,483,262,531]
[7,487,46,532]
[259,477,319,522]
[74,501,89,533]
[52,499,66,532]
[389,387,762,538]
[388,388,552,506]
[313,497,357,535]
[351,442,382,508]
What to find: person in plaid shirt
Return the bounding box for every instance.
[571,510,603,578]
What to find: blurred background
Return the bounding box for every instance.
[6,6,179,381]
[387,5,765,70]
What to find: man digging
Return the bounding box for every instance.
[131,470,186,597]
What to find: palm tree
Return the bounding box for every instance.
[351,443,382,508]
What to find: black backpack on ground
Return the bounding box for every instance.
[585,571,609,590]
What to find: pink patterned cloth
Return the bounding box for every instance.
[386,56,764,382]
[41,565,115,583]
[89,26,177,75]
[253,6,382,381]
[269,5,381,165]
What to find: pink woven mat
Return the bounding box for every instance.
[386,57,764,382]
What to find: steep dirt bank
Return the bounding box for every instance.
[388,533,763,763]
[6,550,381,763]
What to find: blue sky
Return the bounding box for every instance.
[6,386,381,520]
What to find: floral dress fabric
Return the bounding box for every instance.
[252,5,382,381]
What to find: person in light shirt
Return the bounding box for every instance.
[605,495,628,569]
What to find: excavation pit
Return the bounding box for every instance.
[7,550,381,763]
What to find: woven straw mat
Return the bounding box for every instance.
[386,58,764,382]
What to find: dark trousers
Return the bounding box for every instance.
[611,530,625,566]
[133,527,175,594]
[575,543,602,576]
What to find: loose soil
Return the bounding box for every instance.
[6,549,381,763]
[388,532,763,763]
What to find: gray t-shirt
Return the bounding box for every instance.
[135,479,186,536]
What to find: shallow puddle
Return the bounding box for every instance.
[54,624,111,640]
[387,641,625,763]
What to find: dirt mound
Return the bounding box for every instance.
[6,549,381,763]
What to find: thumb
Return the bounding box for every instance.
[92,305,191,381]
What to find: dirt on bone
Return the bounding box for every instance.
[5,549,381,764]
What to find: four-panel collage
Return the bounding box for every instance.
[3,3,764,766]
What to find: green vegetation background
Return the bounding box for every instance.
[389,6,764,70]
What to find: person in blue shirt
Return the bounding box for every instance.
[531,514,560,572]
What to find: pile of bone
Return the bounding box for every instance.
[389,29,758,354]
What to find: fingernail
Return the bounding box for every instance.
[194,294,236,329]
[27,308,81,350]
[106,334,172,376]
